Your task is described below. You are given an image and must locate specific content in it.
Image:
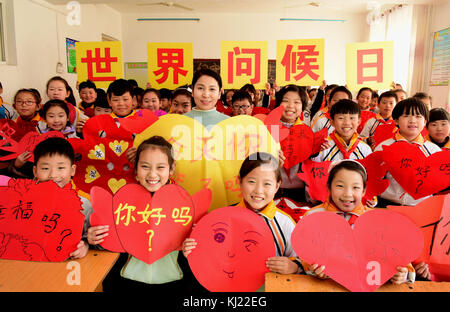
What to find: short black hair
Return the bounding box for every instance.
[356,87,373,98]
[107,79,134,98]
[240,84,256,95]
[329,86,353,103]
[41,99,70,121]
[275,85,308,111]
[192,68,222,90]
[392,97,429,122]
[135,136,174,170]
[159,88,172,100]
[413,92,432,105]
[427,107,450,125]
[79,80,97,92]
[128,79,138,88]
[378,91,398,104]
[327,160,367,190]
[330,99,361,119]
[93,89,111,109]
[239,152,281,183]
[231,90,253,106]
[34,137,75,165]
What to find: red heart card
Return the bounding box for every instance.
[90,183,210,265]
[263,105,290,143]
[0,131,64,162]
[68,135,135,195]
[82,114,133,141]
[388,194,450,281]
[356,151,390,201]
[0,119,36,142]
[0,179,84,262]
[117,109,159,134]
[298,155,390,205]
[113,184,195,265]
[297,159,332,202]
[382,141,450,199]
[89,186,125,252]
[291,209,424,292]
[357,110,376,134]
[372,122,397,148]
[188,205,275,292]
[280,124,314,170]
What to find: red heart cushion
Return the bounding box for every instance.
[292,209,423,292]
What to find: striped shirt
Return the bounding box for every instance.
[312,132,372,162]
[237,200,297,258]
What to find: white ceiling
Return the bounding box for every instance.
[46,0,443,14]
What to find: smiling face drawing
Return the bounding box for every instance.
[188,206,275,292]
[210,221,264,279]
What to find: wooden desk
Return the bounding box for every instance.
[0,250,119,292]
[265,273,450,292]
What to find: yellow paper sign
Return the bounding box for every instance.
[276,39,324,86]
[221,41,268,89]
[134,114,279,211]
[147,42,193,89]
[75,41,123,89]
[346,41,394,92]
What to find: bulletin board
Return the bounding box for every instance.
[430,27,449,86]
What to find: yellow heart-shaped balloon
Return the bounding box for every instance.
[108,178,126,194]
[109,140,129,157]
[134,114,279,211]
[88,144,105,160]
[85,165,101,183]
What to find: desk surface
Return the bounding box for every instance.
[265,273,450,292]
[0,250,120,292]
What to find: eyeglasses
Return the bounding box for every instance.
[15,100,36,106]
[232,104,251,110]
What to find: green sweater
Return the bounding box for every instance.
[184,108,229,129]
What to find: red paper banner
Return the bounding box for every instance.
[0,179,84,261]
[292,210,423,292]
[0,130,64,162]
[90,183,211,264]
[188,205,275,292]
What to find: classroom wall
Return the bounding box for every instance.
[121,9,368,87]
[425,1,450,110]
[0,0,122,104]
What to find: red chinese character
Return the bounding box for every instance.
[227,47,261,84]
[0,123,15,137]
[80,48,118,82]
[281,45,320,81]
[191,136,217,162]
[357,48,383,84]
[153,48,188,84]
